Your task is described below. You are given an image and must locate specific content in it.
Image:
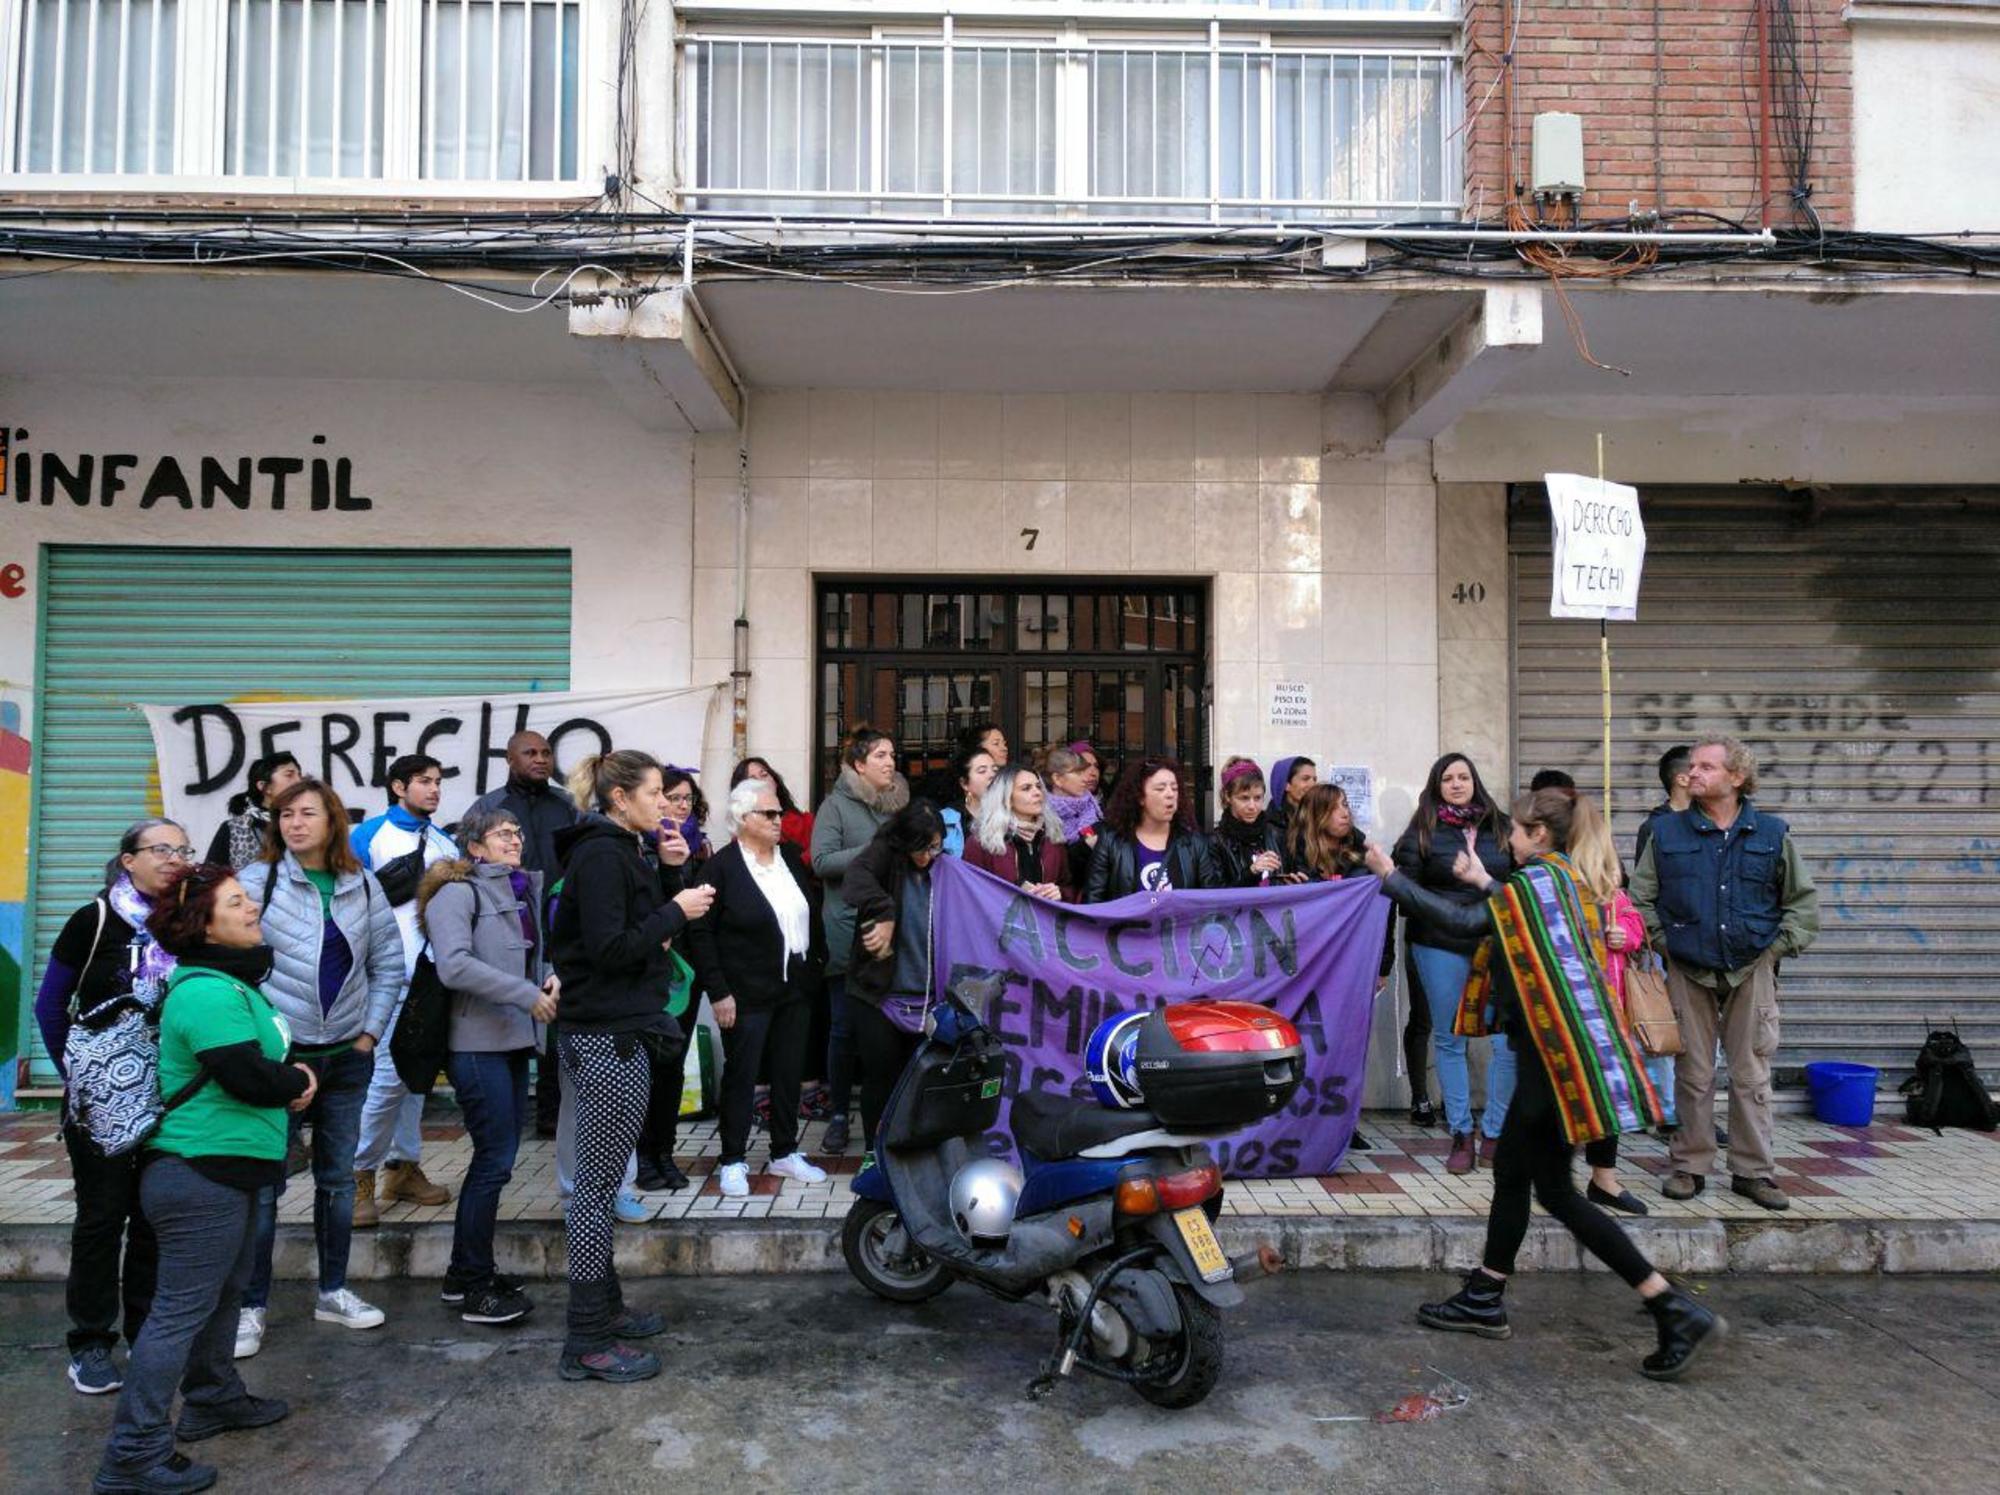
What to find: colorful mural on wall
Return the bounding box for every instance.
[0,694,28,1108]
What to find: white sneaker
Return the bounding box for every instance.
[717,1162,751,1198]
[767,1152,828,1185]
[234,1306,266,1359]
[315,1288,387,1330]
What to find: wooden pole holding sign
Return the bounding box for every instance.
[1598,434,1612,821]
[1545,448,1647,824]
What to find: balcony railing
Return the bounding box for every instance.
[681,31,1459,222]
[4,0,591,188]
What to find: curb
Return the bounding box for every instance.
[6,1215,1999,1282]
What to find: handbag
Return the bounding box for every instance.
[1623,950,1683,1058]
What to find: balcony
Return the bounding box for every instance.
[2,0,599,194]
[679,24,1460,224]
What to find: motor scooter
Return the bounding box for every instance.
[841,976,1301,1409]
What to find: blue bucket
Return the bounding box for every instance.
[1804,1061,1879,1127]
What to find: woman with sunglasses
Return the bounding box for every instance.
[34,821,193,1397]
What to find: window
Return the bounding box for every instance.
[683,27,1458,221]
[11,0,181,172]
[6,0,587,184]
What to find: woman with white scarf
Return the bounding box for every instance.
[686,779,831,1200]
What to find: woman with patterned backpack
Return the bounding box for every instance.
[1364,786,1727,1381]
[33,820,193,1397]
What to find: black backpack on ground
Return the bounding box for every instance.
[1899,1028,2000,1133]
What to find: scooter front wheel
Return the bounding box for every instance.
[842,1199,952,1304]
[1132,1284,1225,1410]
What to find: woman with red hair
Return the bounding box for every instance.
[1082,756,1220,902]
[94,861,313,1493]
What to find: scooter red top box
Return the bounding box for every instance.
[1132,1000,1304,1128]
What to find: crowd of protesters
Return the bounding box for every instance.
[36,719,1817,1489]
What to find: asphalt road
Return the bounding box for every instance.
[6,1271,1996,1493]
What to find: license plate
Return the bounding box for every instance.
[1173,1207,1232,1284]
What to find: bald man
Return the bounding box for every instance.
[468,732,577,882]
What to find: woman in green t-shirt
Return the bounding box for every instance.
[94,862,314,1495]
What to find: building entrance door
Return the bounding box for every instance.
[814,581,1209,817]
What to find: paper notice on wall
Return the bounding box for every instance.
[1269,680,1312,731]
[1327,765,1376,829]
[1546,472,1646,620]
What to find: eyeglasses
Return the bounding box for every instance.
[135,844,196,860]
[917,842,944,859]
[746,809,784,822]
[662,794,695,808]
[483,828,525,842]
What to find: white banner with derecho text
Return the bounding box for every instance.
[142,684,720,842]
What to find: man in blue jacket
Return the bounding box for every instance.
[1631,735,1819,1212]
[350,754,460,1221]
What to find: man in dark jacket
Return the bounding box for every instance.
[1630,735,1818,1212]
[468,732,577,882]
[468,731,578,1133]
[1632,744,1692,867]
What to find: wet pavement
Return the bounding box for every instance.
[6,1272,1996,1493]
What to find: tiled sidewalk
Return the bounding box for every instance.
[4,1101,1996,1229]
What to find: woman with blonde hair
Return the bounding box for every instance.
[1365,788,1721,1381]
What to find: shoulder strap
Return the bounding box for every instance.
[155,971,260,1117]
[260,866,279,914]
[68,897,111,1019]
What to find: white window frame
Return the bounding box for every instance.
[1,0,612,195]
[679,18,1460,221]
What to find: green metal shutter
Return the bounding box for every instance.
[23,546,572,1084]
[1509,490,2000,1083]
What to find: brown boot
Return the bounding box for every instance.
[380,1161,451,1206]
[352,1170,380,1229]
[1445,1133,1476,1175]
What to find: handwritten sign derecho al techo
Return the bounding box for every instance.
[1546,473,1647,621]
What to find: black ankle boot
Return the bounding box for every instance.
[1417,1269,1512,1339]
[1641,1287,1726,1381]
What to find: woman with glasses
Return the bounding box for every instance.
[630,768,709,1194]
[685,780,830,1199]
[419,807,560,1327]
[840,802,949,1154]
[33,820,193,1397]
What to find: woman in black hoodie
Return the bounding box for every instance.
[547,751,714,1386]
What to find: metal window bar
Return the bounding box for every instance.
[682,34,1456,220]
[12,0,182,172]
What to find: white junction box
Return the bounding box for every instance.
[1531,112,1586,196]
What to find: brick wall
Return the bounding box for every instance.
[1462,0,1853,228]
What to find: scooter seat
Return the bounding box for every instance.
[1012,1090,1165,1161]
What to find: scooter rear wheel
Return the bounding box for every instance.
[842,1200,952,1304]
[1132,1284,1225,1410]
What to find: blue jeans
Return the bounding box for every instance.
[244,1042,372,1306]
[99,1158,258,1478]
[1409,943,1517,1140]
[1645,1053,1678,1126]
[444,1048,528,1285]
[356,997,426,1170]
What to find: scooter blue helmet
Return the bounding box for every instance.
[1084,1010,1148,1110]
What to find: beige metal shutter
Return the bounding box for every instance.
[1510,489,2000,1083]
[21,546,572,1085]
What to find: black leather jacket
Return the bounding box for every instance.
[1083,829,1221,902]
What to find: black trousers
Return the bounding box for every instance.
[535,1026,562,1130]
[718,1001,810,1165]
[852,999,920,1150]
[1401,946,1432,1104]
[63,1119,158,1355]
[1483,1046,1654,1288]
[637,1032,687,1166]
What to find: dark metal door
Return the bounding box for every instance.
[815,581,1208,817]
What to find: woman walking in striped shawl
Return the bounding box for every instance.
[1364,785,1727,1381]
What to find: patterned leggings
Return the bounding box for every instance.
[559,1032,650,1290]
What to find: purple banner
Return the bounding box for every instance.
[928,855,1387,1178]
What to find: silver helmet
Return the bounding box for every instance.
[949,1158,1025,1247]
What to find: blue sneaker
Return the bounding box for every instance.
[69,1346,122,1395]
[614,1189,650,1224]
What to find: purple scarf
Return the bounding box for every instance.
[106,874,178,1008]
[1049,792,1101,843]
